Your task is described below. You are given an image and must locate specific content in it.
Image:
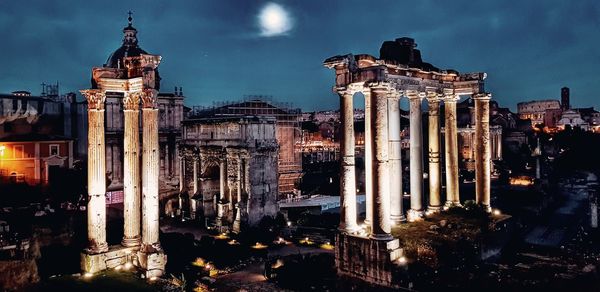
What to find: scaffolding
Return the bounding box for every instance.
[189,97,302,196]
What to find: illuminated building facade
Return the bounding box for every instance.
[0,90,79,184]
[517,99,561,127]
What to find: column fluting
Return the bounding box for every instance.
[122,91,141,247]
[444,89,461,208]
[81,89,108,254]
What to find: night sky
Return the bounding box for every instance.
[1,0,599,111]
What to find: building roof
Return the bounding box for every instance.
[0,133,72,142]
[0,93,54,102]
[189,99,301,120]
[182,115,276,125]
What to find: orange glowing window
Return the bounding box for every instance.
[13,145,24,159]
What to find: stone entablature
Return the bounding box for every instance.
[323,53,485,96]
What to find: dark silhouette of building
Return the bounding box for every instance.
[561,87,570,110]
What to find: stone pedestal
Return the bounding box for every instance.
[216,202,230,230]
[444,90,461,208]
[137,250,167,278]
[335,232,403,288]
[81,245,139,275]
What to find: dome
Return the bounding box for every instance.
[104,21,145,68]
[105,44,148,69]
[93,13,161,90]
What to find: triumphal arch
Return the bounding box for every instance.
[79,17,166,277]
[324,37,492,287]
[178,116,280,232]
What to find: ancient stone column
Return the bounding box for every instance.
[233,154,243,232]
[474,93,492,211]
[122,91,141,247]
[363,90,373,227]
[191,156,199,219]
[497,132,503,159]
[444,90,461,208]
[427,92,442,212]
[369,83,392,240]
[217,157,227,221]
[388,90,405,224]
[337,88,359,233]
[178,155,185,216]
[81,89,108,254]
[141,89,161,251]
[407,90,424,221]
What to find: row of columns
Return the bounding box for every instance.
[180,150,248,229]
[81,89,162,254]
[337,83,492,240]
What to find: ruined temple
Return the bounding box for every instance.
[324,37,493,287]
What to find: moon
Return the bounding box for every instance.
[258,3,293,37]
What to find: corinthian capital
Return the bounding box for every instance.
[368,81,392,92]
[387,88,402,100]
[425,90,441,102]
[123,91,142,111]
[405,89,421,100]
[80,89,105,110]
[335,86,354,97]
[141,89,158,109]
[473,92,492,100]
[443,88,459,102]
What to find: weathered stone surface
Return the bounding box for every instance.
[81,245,139,274]
[137,250,167,278]
[444,91,461,207]
[335,232,402,288]
[179,117,279,229]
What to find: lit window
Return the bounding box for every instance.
[13,145,24,159]
[49,144,60,156]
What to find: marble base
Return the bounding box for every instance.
[81,245,138,274]
[406,209,424,222]
[137,250,167,278]
[335,232,403,289]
